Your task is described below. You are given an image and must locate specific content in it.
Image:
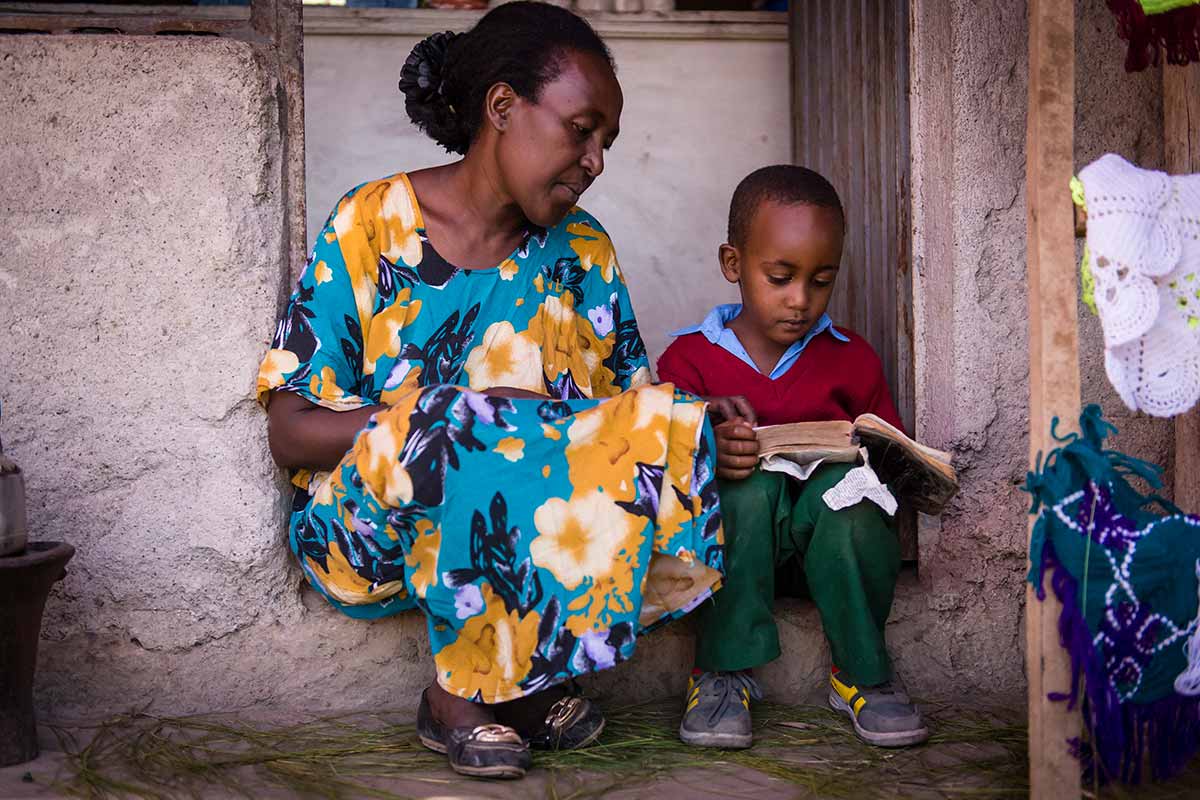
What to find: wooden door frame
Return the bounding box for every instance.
[788,0,917,559]
[788,0,914,436]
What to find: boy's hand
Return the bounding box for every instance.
[715,418,759,481]
[703,395,757,427]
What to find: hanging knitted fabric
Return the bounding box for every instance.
[1026,405,1200,783]
[1107,0,1200,70]
[1077,153,1200,417]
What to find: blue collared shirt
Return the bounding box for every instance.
[669,304,849,380]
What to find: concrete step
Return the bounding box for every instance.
[584,573,931,707]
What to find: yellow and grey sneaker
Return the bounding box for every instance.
[679,670,762,749]
[828,669,929,747]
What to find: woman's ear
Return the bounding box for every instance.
[718,243,741,284]
[484,83,518,132]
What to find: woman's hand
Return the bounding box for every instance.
[703,395,757,427]
[714,418,759,481]
[485,387,548,400]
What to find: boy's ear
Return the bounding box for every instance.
[485,83,517,131]
[718,243,741,284]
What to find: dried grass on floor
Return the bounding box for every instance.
[37,698,1200,799]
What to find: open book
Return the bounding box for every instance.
[755,414,958,515]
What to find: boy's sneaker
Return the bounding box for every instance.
[679,670,762,749]
[828,670,929,747]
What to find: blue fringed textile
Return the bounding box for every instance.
[1026,404,1200,783]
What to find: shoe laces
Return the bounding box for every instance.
[860,679,913,707]
[699,670,763,727]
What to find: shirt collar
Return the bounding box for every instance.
[671,304,849,346]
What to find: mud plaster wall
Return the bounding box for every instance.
[904,0,1170,703]
[0,35,311,717]
[0,0,1170,721]
[0,32,752,719]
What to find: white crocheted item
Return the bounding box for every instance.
[1079,154,1200,417]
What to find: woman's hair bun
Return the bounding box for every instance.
[399,30,470,155]
[398,30,456,106]
[399,3,614,157]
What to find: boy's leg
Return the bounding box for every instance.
[683,468,793,748]
[790,463,927,747]
[693,468,794,672]
[791,462,899,685]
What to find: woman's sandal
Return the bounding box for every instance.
[416,691,532,779]
[493,684,606,751]
[526,694,606,751]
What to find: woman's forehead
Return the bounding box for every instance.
[538,50,623,122]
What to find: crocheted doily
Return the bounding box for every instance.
[1078,153,1200,417]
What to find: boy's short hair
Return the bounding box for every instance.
[727,165,844,248]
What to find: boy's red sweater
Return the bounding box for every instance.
[656,328,904,431]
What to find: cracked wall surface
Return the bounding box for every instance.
[3,32,767,719]
[904,0,1170,703]
[1,30,791,720]
[0,0,1172,721]
[0,35,400,718]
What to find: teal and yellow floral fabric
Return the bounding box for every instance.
[256,173,724,702]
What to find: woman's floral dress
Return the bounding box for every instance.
[257,173,723,703]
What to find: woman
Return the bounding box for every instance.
[258,2,724,779]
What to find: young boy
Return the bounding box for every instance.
[657,165,928,749]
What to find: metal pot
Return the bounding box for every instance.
[0,460,27,557]
[0,541,75,766]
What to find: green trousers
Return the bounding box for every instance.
[694,464,900,686]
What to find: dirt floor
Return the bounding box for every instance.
[3,694,1200,800]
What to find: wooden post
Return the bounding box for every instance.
[1025,1,1081,798]
[1165,64,1200,513]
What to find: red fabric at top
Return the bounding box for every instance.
[656,328,904,432]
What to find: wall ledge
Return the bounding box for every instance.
[0,4,785,41]
[303,7,786,40]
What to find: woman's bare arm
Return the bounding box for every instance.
[266,391,381,471]
[266,386,547,471]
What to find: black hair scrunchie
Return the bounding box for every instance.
[398,31,460,110]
